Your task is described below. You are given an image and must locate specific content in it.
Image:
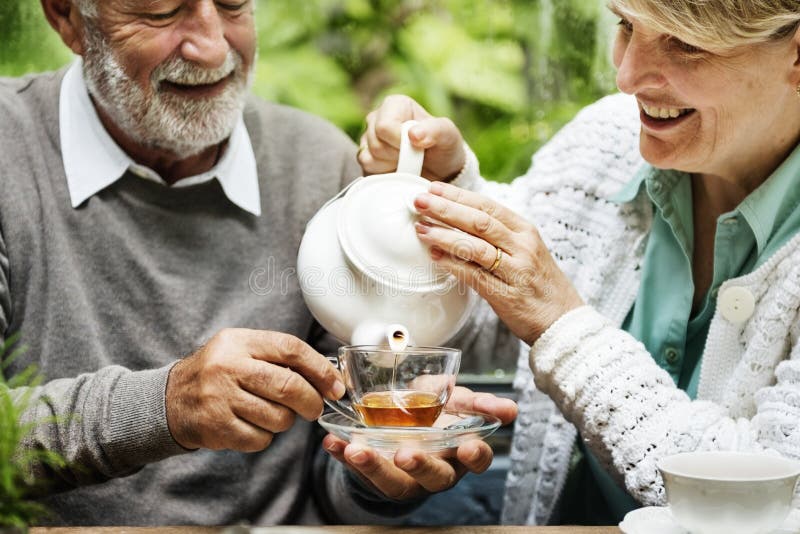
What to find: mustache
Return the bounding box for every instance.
[153,52,241,86]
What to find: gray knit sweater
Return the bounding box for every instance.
[0,69,401,526]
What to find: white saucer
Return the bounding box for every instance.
[619,506,800,534]
[317,409,501,454]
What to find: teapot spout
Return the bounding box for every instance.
[351,321,413,349]
[386,323,410,352]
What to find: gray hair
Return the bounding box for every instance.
[609,0,800,50]
[73,0,97,18]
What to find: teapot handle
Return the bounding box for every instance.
[310,119,423,223]
[397,120,425,176]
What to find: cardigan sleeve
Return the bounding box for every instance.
[531,300,800,507]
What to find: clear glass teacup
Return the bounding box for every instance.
[325,345,461,427]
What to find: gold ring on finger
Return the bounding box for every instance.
[487,247,503,274]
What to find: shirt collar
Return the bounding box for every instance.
[610,143,800,255]
[736,142,800,254]
[59,59,261,216]
[609,164,649,204]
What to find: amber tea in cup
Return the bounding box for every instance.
[328,345,460,428]
[353,390,444,427]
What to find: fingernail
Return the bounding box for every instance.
[414,193,430,209]
[399,458,418,470]
[325,442,341,453]
[349,448,368,465]
[332,380,346,399]
[415,221,431,234]
[430,247,443,260]
[429,182,444,195]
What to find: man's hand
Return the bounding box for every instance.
[322,386,518,500]
[359,94,467,182]
[166,328,346,451]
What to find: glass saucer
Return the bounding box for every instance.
[318,410,502,454]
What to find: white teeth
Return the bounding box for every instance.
[641,102,690,119]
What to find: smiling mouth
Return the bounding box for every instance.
[640,101,695,120]
[159,74,233,97]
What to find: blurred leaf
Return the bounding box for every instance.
[252,46,363,131]
[0,335,67,527]
[257,1,327,49]
[399,15,525,113]
[382,57,453,117]
[445,0,517,38]
[0,0,71,76]
[343,0,373,20]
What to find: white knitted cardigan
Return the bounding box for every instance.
[453,93,800,525]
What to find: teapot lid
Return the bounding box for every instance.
[337,173,452,293]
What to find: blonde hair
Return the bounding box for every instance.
[608,0,800,50]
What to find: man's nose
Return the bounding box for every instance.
[615,33,668,95]
[179,1,230,68]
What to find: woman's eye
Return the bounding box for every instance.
[670,37,705,55]
[617,18,633,34]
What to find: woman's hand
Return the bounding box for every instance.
[358,94,466,182]
[413,182,585,345]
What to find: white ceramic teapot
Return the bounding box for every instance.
[297,121,478,347]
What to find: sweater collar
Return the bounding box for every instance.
[59,59,261,216]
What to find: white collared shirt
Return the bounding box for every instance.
[59,59,261,216]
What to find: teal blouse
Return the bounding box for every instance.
[558,142,800,525]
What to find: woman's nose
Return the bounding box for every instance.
[179,1,231,69]
[614,32,669,95]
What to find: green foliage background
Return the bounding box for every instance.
[0,335,67,528]
[0,0,619,183]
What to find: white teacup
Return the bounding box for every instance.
[658,451,800,534]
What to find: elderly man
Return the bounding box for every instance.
[0,0,516,526]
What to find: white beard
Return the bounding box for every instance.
[81,22,252,158]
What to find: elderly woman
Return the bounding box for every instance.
[358,0,800,526]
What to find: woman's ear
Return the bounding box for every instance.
[792,24,800,69]
[40,0,86,55]
[794,23,800,63]
[784,23,800,94]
